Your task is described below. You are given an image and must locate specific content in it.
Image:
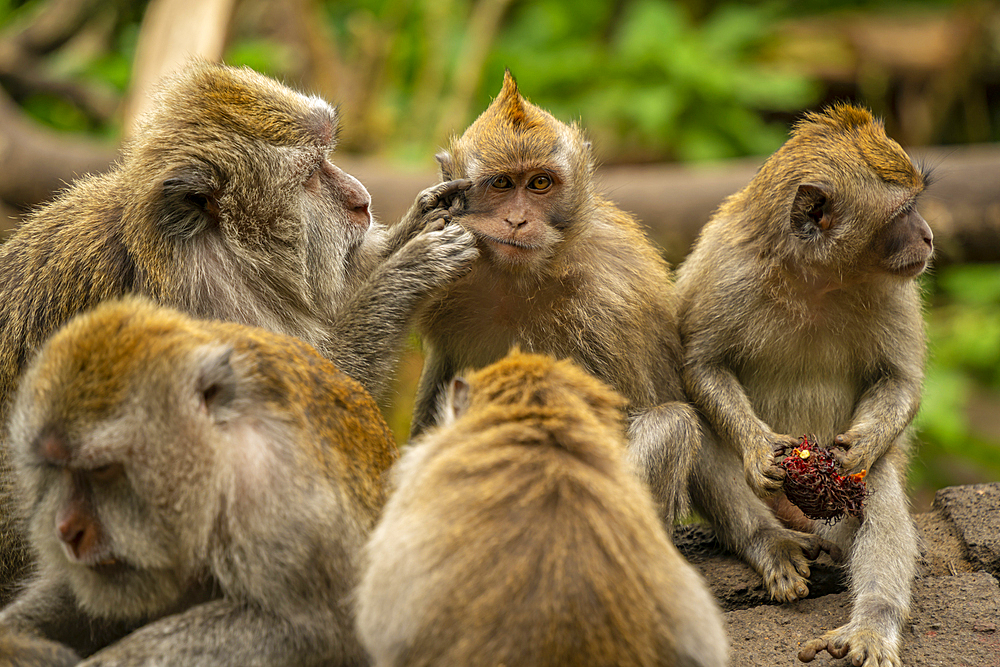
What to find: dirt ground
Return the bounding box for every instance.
[674,483,1000,667]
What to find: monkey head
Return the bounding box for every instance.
[7,299,308,621]
[435,71,594,274]
[751,103,933,285]
[127,60,371,312]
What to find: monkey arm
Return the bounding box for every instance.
[75,599,329,667]
[325,222,477,401]
[683,354,796,497]
[834,361,923,475]
[0,577,130,658]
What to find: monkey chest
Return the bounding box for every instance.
[738,324,868,439]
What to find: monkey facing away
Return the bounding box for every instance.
[675,103,933,667]
[0,60,477,599]
[410,71,700,523]
[356,350,728,667]
[0,297,398,666]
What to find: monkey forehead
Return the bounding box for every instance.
[794,103,922,189]
[19,301,214,424]
[157,61,340,148]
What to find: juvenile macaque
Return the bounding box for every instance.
[411,71,699,522]
[0,60,476,599]
[0,297,398,666]
[356,351,728,667]
[676,103,932,667]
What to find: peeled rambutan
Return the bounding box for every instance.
[777,435,867,523]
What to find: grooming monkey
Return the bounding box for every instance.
[0,60,476,599]
[410,71,699,522]
[0,297,398,666]
[676,104,932,667]
[356,350,728,667]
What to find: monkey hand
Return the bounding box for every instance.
[832,431,878,477]
[0,629,81,667]
[744,434,797,497]
[416,178,472,218]
[400,218,479,287]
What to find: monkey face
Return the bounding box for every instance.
[8,306,233,620]
[788,177,932,283]
[19,420,203,620]
[138,62,373,330]
[457,168,566,271]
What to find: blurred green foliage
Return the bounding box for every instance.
[2,0,998,497]
[489,0,819,161]
[915,266,1000,493]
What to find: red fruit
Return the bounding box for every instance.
[777,435,867,523]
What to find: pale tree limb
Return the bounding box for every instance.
[123,0,238,135]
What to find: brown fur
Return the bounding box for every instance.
[0,297,396,665]
[356,351,728,667]
[676,103,932,667]
[0,60,475,601]
[412,71,699,521]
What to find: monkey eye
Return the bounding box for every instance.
[527,174,553,192]
[89,463,124,484]
[490,175,514,190]
[304,164,322,189]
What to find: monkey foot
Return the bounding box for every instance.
[798,623,901,667]
[755,528,838,603]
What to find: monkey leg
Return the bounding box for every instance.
[798,450,915,667]
[626,401,701,524]
[691,434,834,603]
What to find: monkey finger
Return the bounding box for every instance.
[834,433,854,448]
[828,639,850,659]
[797,638,829,663]
[425,217,448,233]
[419,179,473,212]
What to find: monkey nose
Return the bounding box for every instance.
[57,514,99,561]
[350,201,372,229]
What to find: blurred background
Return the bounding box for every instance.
[1,0,999,510]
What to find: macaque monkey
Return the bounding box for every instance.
[676,103,933,667]
[356,350,728,667]
[0,297,398,666]
[410,71,699,523]
[0,60,476,600]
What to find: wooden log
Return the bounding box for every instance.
[340,142,1000,264]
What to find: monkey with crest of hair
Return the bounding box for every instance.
[0,296,399,666]
[676,104,933,667]
[0,60,476,601]
[356,350,729,667]
[409,71,700,523]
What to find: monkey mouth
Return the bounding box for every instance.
[890,258,928,278]
[472,231,542,252]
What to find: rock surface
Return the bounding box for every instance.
[677,482,1000,667]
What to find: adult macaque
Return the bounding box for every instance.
[411,71,699,523]
[676,103,932,667]
[0,298,398,666]
[0,60,476,600]
[357,351,728,667]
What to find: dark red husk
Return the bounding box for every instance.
[778,435,867,523]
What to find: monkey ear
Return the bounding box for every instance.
[161,167,221,240]
[195,345,237,419]
[436,151,455,181]
[442,377,471,425]
[791,183,834,237]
